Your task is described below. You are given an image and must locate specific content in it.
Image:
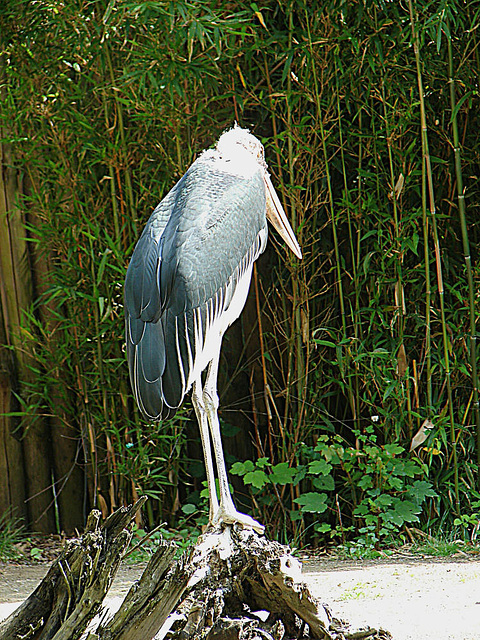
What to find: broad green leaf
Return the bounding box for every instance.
[257,457,270,469]
[312,475,335,491]
[290,509,303,521]
[308,459,332,475]
[374,493,393,507]
[230,460,254,476]
[407,480,437,504]
[181,503,197,515]
[383,443,404,456]
[382,500,421,526]
[243,470,269,489]
[270,462,297,485]
[358,475,373,490]
[221,421,241,437]
[294,492,328,514]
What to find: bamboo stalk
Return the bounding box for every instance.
[304,8,356,428]
[253,264,273,454]
[374,0,409,438]
[286,6,307,450]
[447,36,480,487]
[422,143,433,412]
[334,54,361,434]
[408,0,459,513]
[103,42,136,243]
[262,53,295,452]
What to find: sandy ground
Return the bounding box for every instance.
[1,555,479,639]
[302,557,480,640]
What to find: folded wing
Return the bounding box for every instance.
[125,155,268,421]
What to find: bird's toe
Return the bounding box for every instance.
[212,507,265,535]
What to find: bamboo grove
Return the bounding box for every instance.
[1,0,480,546]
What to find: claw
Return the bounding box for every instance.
[211,506,265,535]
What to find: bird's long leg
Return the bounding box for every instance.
[203,353,264,534]
[191,379,219,524]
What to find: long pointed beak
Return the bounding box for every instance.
[264,173,302,259]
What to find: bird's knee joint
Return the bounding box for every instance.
[192,386,206,412]
[203,389,219,411]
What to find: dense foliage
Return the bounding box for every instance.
[1,0,480,547]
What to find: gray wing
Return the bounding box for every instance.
[125,156,267,421]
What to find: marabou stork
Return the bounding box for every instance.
[125,125,302,534]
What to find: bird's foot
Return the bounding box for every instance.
[211,505,265,535]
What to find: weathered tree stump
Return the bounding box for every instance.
[0,503,392,640]
[107,526,391,640]
[0,499,146,640]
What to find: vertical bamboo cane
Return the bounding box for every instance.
[304,9,356,427]
[334,54,361,434]
[408,0,459,512]
[447,36,480,486]
[286,6,306,436]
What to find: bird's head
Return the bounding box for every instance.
[215,125,267,172]
[215,125,302,260]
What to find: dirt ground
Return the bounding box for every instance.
[302,556,480,640]
[1,552,479,639]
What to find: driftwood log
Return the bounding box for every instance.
[0,502,392,640]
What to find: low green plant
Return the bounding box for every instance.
[412,537,467,557]
[29,547,44,562]
[453,500,480,544]
[231,428,437,548]
[337,540,390,560]
[0,512,24,561]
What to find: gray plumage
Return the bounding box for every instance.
[125,141,267,421]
